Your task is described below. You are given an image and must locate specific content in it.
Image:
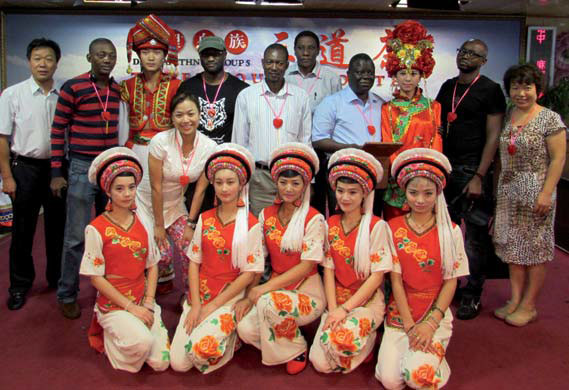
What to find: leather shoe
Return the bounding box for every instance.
[456,295,482,320]
[59,301,81,319]
[7,291,26,310]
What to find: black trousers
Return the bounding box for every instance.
[8,157,66,294]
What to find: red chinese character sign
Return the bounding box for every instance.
[527,26,556,86]
[193,29,214,50]
[320,29,349,69]
[273,32,296,62]
[225,30,249,55]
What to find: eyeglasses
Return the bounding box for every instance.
[456,48,486,59]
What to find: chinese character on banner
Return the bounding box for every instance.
[225,30,249,55]
[274,32,296,62]
[536,59,547,74]
[536,29,547,44]
[320,29,349,69]
[193,29,214,50]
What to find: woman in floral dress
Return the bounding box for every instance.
[376,148,469,389]
[309,148,393,373]
[493,64,566,326]
[237,142,327,375]
[169,143,264,373]
[381,20,442,220]
[80,147,170,373]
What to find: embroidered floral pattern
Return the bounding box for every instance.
[393,227,435,270]
[298,293,313,316]
[247,254,255,264]
[330,328,357,353]
[104,227,146,259]
[329,226,354,265]
[359,318,372,337]
[264,216,283,246]
[271,292,293,313]
[203,218,229,256]
[410,364,440,388]
[370,253,381,263]
[432,342,445,362]
[93,257,104,267]
[199,278,212,303]
[273,317,297,340]
[219,313,235,335]
[335,285,353,305]
[193,335,223,360]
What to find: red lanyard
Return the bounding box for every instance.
[175,133,198,186]
[353,100,376,136]
[262,83,288,129]
[448,74,480,123]
[202,73,226,115]
[508,125,524,155]
[296,66,321,95]
[91,82,110,133]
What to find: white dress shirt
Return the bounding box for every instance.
[232,80,312,164]
[0,76,59,159]
[286,62,342,113]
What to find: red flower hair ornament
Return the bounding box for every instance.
[381,20,435,78]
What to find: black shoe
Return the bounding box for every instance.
[456,295,481,320]
[59,301,81,319]
[7,291,27,310]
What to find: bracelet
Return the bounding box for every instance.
[339,304,349,313]
[474,172,484,179]
[406,324,416,335]
[432,305,445,317]
[424,319,438,331]
[427,316,440,326]
[125,301,133,312]
[187,222,197,229]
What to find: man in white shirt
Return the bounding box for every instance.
[0,38,66,310]
[232,43,312,216]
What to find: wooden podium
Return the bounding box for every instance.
[362,142,404,189]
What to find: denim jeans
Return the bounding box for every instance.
[56,158,107,303]
[444,164,494,297]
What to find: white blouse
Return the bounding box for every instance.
[136,129,217,230]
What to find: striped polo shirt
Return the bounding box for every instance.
[51,72,120,177]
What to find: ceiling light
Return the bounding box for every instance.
[390,1,408,8]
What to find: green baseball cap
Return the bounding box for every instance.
[198,36,226,53]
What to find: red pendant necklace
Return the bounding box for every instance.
[175,133,198,186]
[91,81,110,133]
[448,74,480,123]
[262,83,288,129]
[508,125,524,155]
[353,99,376,136]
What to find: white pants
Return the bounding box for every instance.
[237,274,326,365]
[309,290,385,374]
[170,294,242,374]
[95,303,170,373]
[375,309,453,390]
